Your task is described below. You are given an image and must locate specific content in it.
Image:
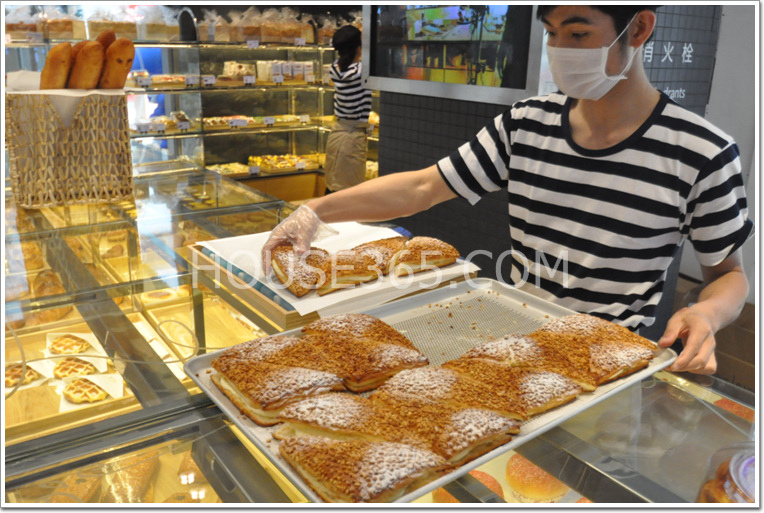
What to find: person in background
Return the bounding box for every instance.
[262,5,752,376]
[323,25,372,196]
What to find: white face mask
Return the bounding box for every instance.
[546,15,641,100]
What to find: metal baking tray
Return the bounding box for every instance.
[185,278,677,503]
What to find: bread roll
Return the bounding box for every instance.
[70,40,88,61]
[98,38,134,89]
[504,453,569,503]
[96,29,117,51]
[40,42,73,89]
[67,41,104,89]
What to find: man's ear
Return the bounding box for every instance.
[631,10,657,47]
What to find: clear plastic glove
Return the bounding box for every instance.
[261,205,338,276]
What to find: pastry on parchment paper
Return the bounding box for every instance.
[391,236,459,276]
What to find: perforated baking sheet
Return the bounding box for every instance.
[185,278,676,503]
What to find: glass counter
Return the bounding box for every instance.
[3,167,755,505]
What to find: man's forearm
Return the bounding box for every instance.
[694,269,749,333]
[306,165,456,223]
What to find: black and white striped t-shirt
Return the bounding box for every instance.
[437,92,753,331]
[330,61,372,122]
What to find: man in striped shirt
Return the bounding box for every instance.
[263,6,752,376]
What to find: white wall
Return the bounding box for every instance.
[679,4,757,304]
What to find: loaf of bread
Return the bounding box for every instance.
[98,38,134,89]
[70,40,88,61]
[95,29,116,51]
[40,42,72,89]
[67,41,104,89]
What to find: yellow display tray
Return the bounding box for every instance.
[4,312,163,445]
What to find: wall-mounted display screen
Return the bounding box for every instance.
[372,5,534,90]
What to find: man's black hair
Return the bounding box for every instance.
[536,5,661,41]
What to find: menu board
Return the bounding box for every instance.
[373,5,534,90]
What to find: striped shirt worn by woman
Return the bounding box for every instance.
[330,61,372,122]
[437,92,753,331]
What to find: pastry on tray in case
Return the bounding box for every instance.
[5,364,40,388]
[53,358,97,379]
[39,471,102,503]
[210,359,346,426]
[62,378,108,404]
[441,359,583,417]
[101,452,159,503]
[278,435,450,503]
[49,334,92,355]
[391,236,460,276]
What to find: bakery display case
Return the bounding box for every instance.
[6,6,752,507]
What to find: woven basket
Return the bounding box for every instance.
[5,93,133,208]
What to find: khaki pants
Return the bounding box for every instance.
[324,119,368,192]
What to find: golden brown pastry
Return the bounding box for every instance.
[62,378,108,404]
[210,359,345,426]
[463,334,598,391]
[5,363,40,388]
[351,236,409,275]
[275,393,423,446]
[95,29,116,51]
[534,313,656,349]
[373,393,520,465]
[392,236,460,276]
[279,436,449,503]
[504,452,570,503]
[101,452,159,503]
[101,244,124,259]
[66,41,104,89]
[43,472,102,503]
[270,244,330,298]
[530,313,656,386]
[40,42,73,89]
[302,313,419,351]
[317,250,380,296]
[278,392,520,466]
[70,40,88,61]
[49,334,91,355]
[33,269,61,291]
[375,366,526,420]
[98,38,135,89]
[53,358,97,379]
[106,230,126,243]
[217,333,427,393]
[442,358,583,417]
